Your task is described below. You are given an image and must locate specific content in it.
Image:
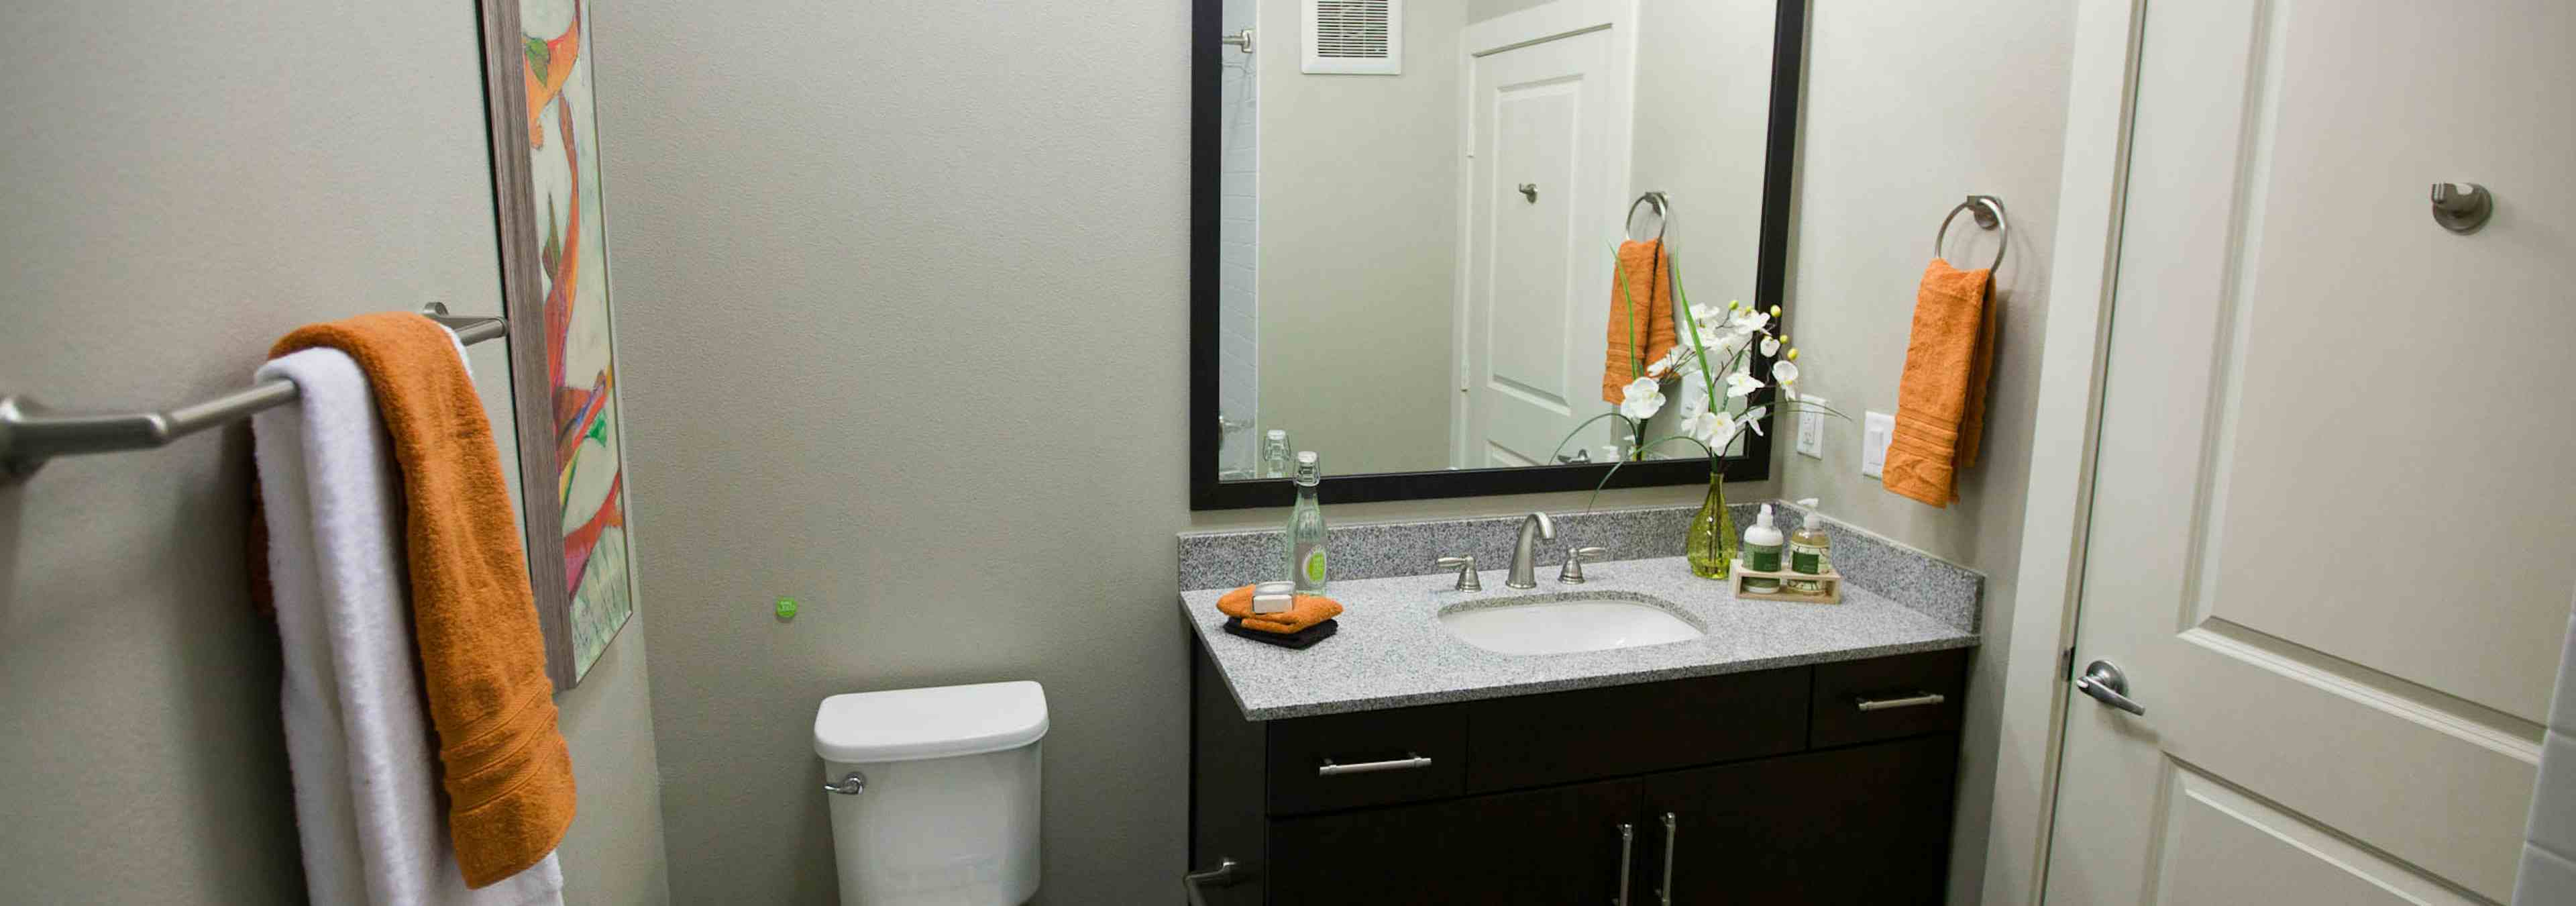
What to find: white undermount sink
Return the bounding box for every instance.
[1436,596,1705,656]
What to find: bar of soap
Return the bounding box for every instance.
[1252,581,1295,614]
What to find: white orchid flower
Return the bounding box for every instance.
[1760,336,1781,357]
[1770,358,1799,387]
[1677,393,1707,421]
[1684,410,1734,448]
[1727,308,1771,338]
[1736,406,1768,437]
[1688,302,1730,333]
[1617,377,1666,419]
[1724,369,1764,398]
[1645,345,1688,378]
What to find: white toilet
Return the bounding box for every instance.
[814,680,1048,905]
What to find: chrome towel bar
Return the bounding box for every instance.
[1,304,507,480]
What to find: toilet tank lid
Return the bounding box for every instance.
[814,681,1049,763]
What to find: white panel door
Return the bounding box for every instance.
[1462,27,1613,468]
[2045,1,2576,903]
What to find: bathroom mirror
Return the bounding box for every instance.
[1191,0,1806,509]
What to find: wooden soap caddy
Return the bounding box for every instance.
[1730,562,1843,604]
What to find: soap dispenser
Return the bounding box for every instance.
[1786,498,1833,593]
[1741,503,1785,592]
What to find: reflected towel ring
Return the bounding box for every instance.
[1625,191,1669,244]
[1933,195,2009,271]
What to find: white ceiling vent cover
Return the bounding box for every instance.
[1301,0,1402,75]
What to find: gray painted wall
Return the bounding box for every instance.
[593,2,1733,902]
[1774,3,2074,903]
[0,2,669,903]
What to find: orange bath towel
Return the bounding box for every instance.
[1216,585,1346,634]
[1600,239,1678,405]
[271,313,576,887]
[1884,258,1999,507]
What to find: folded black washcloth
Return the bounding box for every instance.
[1224,617,1338,650]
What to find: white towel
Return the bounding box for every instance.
[254,333,566,906]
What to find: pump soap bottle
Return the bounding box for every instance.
[1741,504,1785,592]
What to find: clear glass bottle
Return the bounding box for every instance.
[1286,451,1328,593]
[1261,429,1292,479]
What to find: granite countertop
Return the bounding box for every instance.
[1182,554,1978,721]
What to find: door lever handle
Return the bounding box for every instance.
[2074,660,2146,715]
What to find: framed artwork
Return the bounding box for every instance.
[476,0,635,689]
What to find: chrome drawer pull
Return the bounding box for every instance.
[1316,752,1434,776]
[1854,691,1946,711]
[1181,857,1249,906]
[1614,822,1634,906]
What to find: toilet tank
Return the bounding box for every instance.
[814,681,1048,905]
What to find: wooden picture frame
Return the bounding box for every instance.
[475,0,637,689]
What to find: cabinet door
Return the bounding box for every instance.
[1645,735,1957,905]
[1269,778,1644,905]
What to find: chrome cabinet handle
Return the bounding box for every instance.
[2074,660,2147,715]
[1181,857,1249,906]
[1435,556,1482,591]
[1316,753,1433,777]
[1656,812,1676,906]
[1613,822,1634,906]
[1854,691,1947,711]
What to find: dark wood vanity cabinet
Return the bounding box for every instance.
[1189,644,1968,905]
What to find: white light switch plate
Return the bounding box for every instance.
[1862,410,1894,479]
[1794,397,1827,458]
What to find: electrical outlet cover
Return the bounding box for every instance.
[1862,410,1895,479]
[1794,396,1827,458]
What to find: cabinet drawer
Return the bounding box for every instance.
[1464,668,1809,793]
[1809,648,1969,748]
[1267,705,1467,815]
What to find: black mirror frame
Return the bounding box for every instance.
[1189,0,1807,510]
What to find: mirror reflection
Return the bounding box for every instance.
[1214,0,1786,480]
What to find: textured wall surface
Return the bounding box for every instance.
[1774,3,2074,902]
[0,2,669,902]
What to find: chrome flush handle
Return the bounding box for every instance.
[822,770,867,795]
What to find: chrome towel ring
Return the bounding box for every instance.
[1933,194,2009,271]
[1625,191,1669,244]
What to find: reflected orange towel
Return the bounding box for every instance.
[271,313,576,888]
[1600,239,1678,404]
[1216,585,1346,634]
[1884,258,2000,507]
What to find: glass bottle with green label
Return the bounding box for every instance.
[1287,451,1328,593]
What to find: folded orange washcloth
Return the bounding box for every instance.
[1216,585,1345,634]
[1884,257,1999,507]
[270,313,576,887]
[1600,238,1679,405]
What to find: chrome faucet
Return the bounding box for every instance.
[1506,511,1556,589]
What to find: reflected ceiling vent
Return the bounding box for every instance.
[1301,0,1402,75]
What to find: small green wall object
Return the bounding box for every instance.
[774,597,799,620]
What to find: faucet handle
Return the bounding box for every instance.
[1556,546,1609,584]
[1436,556,1482,591]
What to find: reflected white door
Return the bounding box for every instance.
[2045,1,2576,903]
[1461,26,1614,468]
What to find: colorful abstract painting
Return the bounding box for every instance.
[489,0,634,685]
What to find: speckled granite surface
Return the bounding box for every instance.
[1180,499,1983,633]
[1181,554,1977,720]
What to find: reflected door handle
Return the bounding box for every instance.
[1518,183,1539,203]
[2074,660,2146,715]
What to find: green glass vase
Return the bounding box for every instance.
[1686,471,1737,578]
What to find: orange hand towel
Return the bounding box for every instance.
[1600,239,1679,404]
[1884,258,2000,507]
[271,313,576,887]
[1216,585,1346,634]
